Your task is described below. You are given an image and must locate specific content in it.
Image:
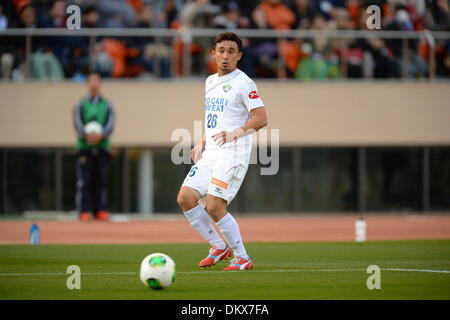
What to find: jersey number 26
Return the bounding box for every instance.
[207,114,217,128]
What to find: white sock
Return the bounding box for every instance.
[217,213,249,260]
[184,205,226,249]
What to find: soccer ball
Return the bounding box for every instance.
[84,121,103,135]
[139,253,176,290]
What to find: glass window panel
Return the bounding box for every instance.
[239,147,292,213]
[62,149,76,211]
[301,148,357,211]
[365,147,421,211]
[0,149,4,214]
[430,147,450,210]
[127,148,185,213]
[153,149,188,213]
[108,149,123,213]
[6,149,55,213]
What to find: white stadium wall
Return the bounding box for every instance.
[0,81,450,147]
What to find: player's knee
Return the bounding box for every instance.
[177,191,196,211]
[205,202,227,222]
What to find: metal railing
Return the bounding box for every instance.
[1,28,449,80]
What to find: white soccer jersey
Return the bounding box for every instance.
[182,69,264,204]
[203,68,264,157]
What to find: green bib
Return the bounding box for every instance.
[76,98,111,150]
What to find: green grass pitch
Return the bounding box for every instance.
[0,240,449,300]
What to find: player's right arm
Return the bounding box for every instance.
[73,101,85,138]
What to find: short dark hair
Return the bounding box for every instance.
[212,32,243,52]
[87,72,102,81]
[88,71,101,77]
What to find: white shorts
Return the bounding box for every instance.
[181,151,249,204]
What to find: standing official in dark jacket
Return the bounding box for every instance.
[73,72,115,221]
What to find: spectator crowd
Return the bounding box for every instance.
[0,0,449,80]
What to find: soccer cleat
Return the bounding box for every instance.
[223,257,253,271]
[199,245,232,268]
[79,212,91,221]
[95,210,109,221]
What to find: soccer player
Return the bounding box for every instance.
[177,32,268,271]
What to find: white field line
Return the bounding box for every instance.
[383,268,450,274]
[0,268,449,276]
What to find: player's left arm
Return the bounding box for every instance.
[102,102,115,138]
[212,106,267,146]
[242,106,268,133]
